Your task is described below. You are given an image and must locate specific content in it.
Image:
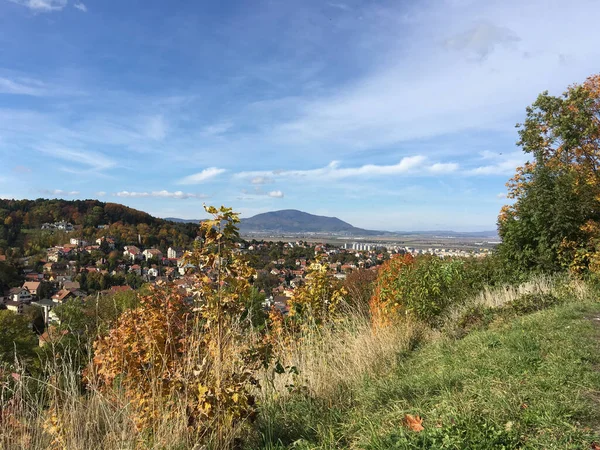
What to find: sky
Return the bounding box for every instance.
[0,0,599,231]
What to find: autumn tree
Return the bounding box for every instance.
[370,254,474,326]
[498,74,600,274]
[92,206,271,444]
[288,259,347,325]
[185,205,270,442]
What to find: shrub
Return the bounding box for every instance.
[371,255,474,326]
[288,260,347,326]
[343,268,378,316]
[508,292,561,314]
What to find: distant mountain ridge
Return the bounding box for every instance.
[164,217,201,224]
[164,211,498,237]
[393,230,499,238]
[237,209,380,235]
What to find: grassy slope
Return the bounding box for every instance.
[261,302,600,449]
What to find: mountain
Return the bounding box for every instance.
[238,210,380,235]
[164,217,201,224]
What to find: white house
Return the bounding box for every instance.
[10,287,32,304]
[143,248,163,261]
[123,246,142,262]
[167,247,183,259]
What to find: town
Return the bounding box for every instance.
[0,220,492,327]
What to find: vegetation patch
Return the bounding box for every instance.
[258,302,600,449]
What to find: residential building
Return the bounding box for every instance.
[22,281,41,298]
[167,246,183,259]
[10,287,32,303]
[143,248,163,261]
[51,289,83,303]
[123,245,142,262]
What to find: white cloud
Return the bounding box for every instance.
[444,22,520,60]
[429,163,459,174]
[236,156,436,181]
[41,189,80,196]
[200,122,233,136]
[178,167,226,184]
[327,2,350,11]
[8,0,67,12]
[114,190,207,199]
[497,192,507,199]
[468,152,527,176]
[73,2,87,12]
[240,187,284,199]
[143,115,168,140]
[237,0,600,157]
[0,77,47,96]
[96,191,106,197]
[251,176,272,185]
[37,147,116,172]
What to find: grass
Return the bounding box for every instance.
[3,277,600,449]
[258,301,600,449]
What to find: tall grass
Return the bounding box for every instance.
[265,313,429,401]
[1,275,594,449]
[1,318,258,449]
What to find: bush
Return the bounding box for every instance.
[508,292,561,314]
[371,255,476,326]
[455,305,498,334]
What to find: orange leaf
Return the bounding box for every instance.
[404,414,424,432]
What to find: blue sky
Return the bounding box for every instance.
[1,0,599,231]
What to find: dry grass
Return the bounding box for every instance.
[471,275,556,309]
[443,274,595,333]
[0,322,256,450]
[262,311,430,404]
[1,275,594,449]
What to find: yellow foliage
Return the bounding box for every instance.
[289,259,347,325]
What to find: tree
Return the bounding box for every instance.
[37,281,53,300]
[498,74,600,275]
[0,310,37,366]
[0,261,21,292]
[23,304,45,334]
[289,259,346,325]
[254,270,280,294]
[93,206,272,442]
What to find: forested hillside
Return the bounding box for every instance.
[0,199,199,254]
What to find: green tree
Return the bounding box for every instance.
[498,74,600,274]
[0,310,37,365]
[36,281,53,300]
[23,304,45,334]
[0,261,21,292]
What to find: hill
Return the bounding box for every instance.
[238,209,380,235]
[0,198,199,252]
